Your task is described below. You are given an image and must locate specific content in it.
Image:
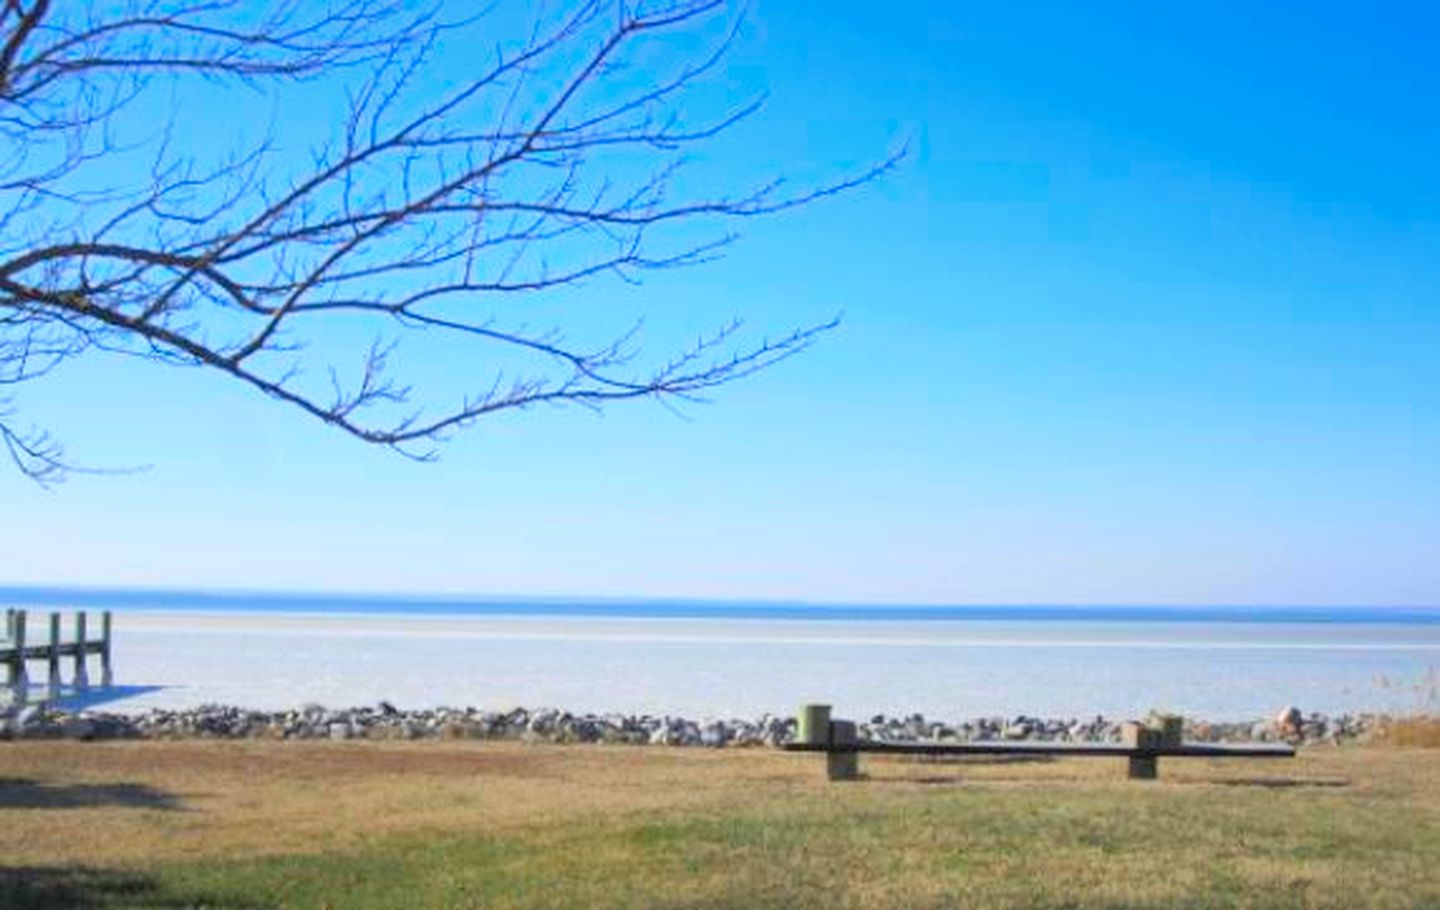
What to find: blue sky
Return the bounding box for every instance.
[3,1,1438,605]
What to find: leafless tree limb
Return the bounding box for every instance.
[0,0,898,484]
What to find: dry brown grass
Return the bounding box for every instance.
[1372,715,1440,748]
[0,740,816,864]
[0,739,1429,867]
[2,741,1439,908]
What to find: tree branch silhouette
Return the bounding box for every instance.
[0,0,898,483]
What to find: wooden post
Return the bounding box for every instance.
[47,612,62,694]
[1121,721,1160,749]
[1128,755,1158,779]
[1149,713,1183,749]
[100,611,114,687]
[9,610,28,702]
[3,606,14,693]
[826,719,861,781]
[797,704,832,746]
[1121,721,1160,780]
[72,612,89,689]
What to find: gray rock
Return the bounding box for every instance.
[7,702,1380,750]
[1002,718,1032,740]
[700,721,727,748]
[1274,705,1302,731]
[60,715,96,740]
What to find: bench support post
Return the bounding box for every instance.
[1127,755,1158,780]
[1120,721,1163,780]
[827,750,860,781]
[826,719,861,781]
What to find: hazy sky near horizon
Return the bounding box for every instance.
[3,2,1438,606]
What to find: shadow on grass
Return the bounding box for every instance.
[872,775,967,786]
[0,867,269,910]
[834,754,1065,786]
[890,754,1057,766]
[0,778,184,810]
[1205,777,1351,789]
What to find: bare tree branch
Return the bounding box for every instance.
[0,0,897,482]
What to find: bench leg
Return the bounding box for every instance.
[827,750,860,781]
[1128,755,1158,780]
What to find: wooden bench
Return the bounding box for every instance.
[782,705,1295,781]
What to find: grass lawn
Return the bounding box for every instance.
[1,739,1437,908]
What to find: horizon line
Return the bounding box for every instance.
[1,582,1438,618]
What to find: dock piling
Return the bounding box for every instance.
[72,611,89,689]
[9,610,28,701]
[47,612,62,693]
[100,611,114,687]
[1,609,112,706]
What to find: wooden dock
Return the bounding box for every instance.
[2,609,113,704]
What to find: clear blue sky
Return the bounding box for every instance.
[4,1,1438,606]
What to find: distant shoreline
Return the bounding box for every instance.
[83,610,1440,651]
[4,585,1440,625]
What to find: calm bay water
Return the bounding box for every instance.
[6,587,1439,719]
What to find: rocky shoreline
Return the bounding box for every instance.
[0,702,1390,747]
